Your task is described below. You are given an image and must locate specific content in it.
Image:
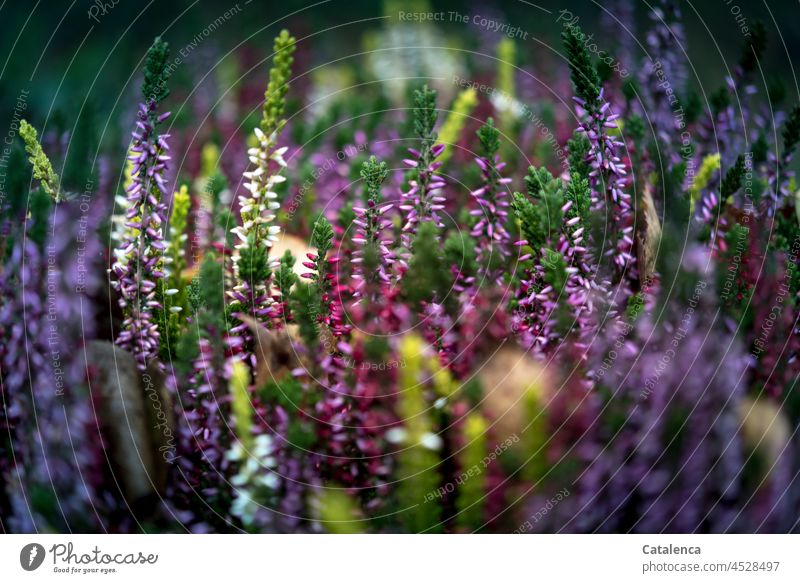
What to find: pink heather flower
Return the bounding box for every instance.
[470,119,512,284]
[575,89,637,288]
[352,156,395,302]
[399,142,447,242]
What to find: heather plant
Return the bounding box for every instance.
[110,36,174,371]
[3,6,800,537]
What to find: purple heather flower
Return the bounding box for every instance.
[399,143,447,242]
[638,0,689,155]
[575,90,637,289]
[168,337,235,531]
[399,86,447,263]
[1,200,110,532]
[470,152,512,285]
[352,156,395,302]
[110,101,173,371]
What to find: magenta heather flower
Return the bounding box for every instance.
[302,217,350,339]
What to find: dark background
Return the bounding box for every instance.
[2,0,798,149]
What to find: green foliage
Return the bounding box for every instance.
[3,145,31,217]
[19,120,60,201]
[158,185,192,360]
[261,29,297,137]
[719,223,753,320]
[396,335,442,533]
[567,132,591,182]
[310,216,334,259]
[541,248,568,295]
[525,165,561,199]
[290,281,320,349]
[753,134,769,165]
[720,155,746,200]
[683,91,703,123]
[286,417,317,451]
[444,230,478,278]
[336,201,356,233]
[360,242,383,302]
[260,376,308,411]
[27,188,53,248]
[61,100,98,190]
[260,377,317,458]
[512,193,544,252]
[197,252,226,328]
[774,204,800,297]
[413,84,439,145]
[739,21,767,74]
[229,361,253,449]
[626,292,646,320]
[175,254,226,373]
[496,37,516,134]
[187,276,203,314]
[206,171,228,204]
[401,222,448,308]
[564,175,591,224]
[710,87,730,115]
[142,36,171,105]
[477,117,500,159]
[622,78,640,103]
[455,413,488,530]
[782,105,800,156]
[519,389,548,484]
[168,185,191,289]
[276,250,298,305]
[238,235,272,290]
[561,24,601,107]
[626,115,645,142]
[768,75,786,107]
[513,167,565,251]
[317,490,364,534]
[360,155,389,202]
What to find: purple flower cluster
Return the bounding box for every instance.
[169,337,234,531]
[1,200,109,532]
[470,154,512,284]
[111,101,172,371]
[400,143,447,241]
[575,90,636,287]
[352,191,395,303]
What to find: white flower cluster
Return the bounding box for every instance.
[226,434,280,526]
[230,126,288,293]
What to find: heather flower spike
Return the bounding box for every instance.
[400,85,447,250]
[5,9,800,538]
[231,30,296,324]
[303,216,347,337]
[471,118,512,284]
[110,36,173,370]
[437,88,478,164]
[564,24,636,286]
[19,120,60,201]
[352,155,394,301]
